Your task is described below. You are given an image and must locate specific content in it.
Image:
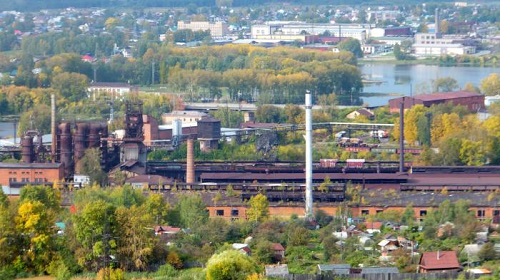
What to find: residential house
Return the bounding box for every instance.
[378,239,399,256]
[154,225,181,236]
[364,221,383,234]
[272,243,285,261]
[419,251,461,273]
[232,243,251,255]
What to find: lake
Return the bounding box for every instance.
[357,64,500,107]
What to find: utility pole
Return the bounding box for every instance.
[151,60,155,85]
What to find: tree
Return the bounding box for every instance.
[205,250,259,280]
[338,38,363,58]
[433,77,459,92]
[16,200,57,273]
[255,104,284,123]
[480,73,500,96]
[246,194,269,222]
[252,239,274,264]
[478,242,498,262]
[115,205,158,271]
[174,193,208,229]
[51,72,89,103]
[76,148,107,186]
[17,104,52,137]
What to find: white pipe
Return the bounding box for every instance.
[305,90,313,220]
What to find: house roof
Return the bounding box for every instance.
[318,264,351,275]
[272,243,285,251]
[412,91,483,102]
[154,225,180,234]
[360,267,399,274]
[355,108,374,117]
[126,175,173,185]
[420,251,460,270]
[265,264,289,276]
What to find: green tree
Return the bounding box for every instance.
[338,38,363,58]
[246,194,269,222]
[255,104,284,123]
[433,77,459,92]
[115,205,158,271]
[76,148,107,186]
[51,72,89,103]
[174,193,208,229]
[252,239,274,264]
[17,104,52,137]
[205,250,259,280]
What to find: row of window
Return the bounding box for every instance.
[9,171,44,175]
[215,209,239,217]
[361,209,499,218]
[8,178,47,183]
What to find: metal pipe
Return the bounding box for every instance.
[305,90,313,220]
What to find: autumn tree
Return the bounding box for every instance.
[247,193,269,222]
[16,200,57,273]
[205,250,260,280]
[480,73,500,96]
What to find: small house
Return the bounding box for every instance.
[419,251,461,273]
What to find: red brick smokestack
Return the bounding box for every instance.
[186,138,195,184]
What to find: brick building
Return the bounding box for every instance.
[0,162,65,195]
[388,91,485,113]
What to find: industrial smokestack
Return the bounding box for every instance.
[305,90,313,220]
[435,8,441,37]
[186,138,195,184]
[51,94,56,162]
[399,99,405,173]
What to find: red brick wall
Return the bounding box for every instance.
[0,165,64,186]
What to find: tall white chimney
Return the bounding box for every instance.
[305,90,313,220]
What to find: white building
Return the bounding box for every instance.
[412,33,476,56]
[177,21,229,38]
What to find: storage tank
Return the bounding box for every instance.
[74,122,89,162]
[59,122,73,177]
[88,122,102,148]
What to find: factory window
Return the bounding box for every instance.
[376,210,383,214]
[361,209,369,215]
[493,210,500,216]
[477,210,485,217]
[419,210,427,217]
[231,209,239,216]
[216,209,224,216]
[9,178,16,182]
[22,178,29,182]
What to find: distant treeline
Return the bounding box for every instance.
[0,0,457,12]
